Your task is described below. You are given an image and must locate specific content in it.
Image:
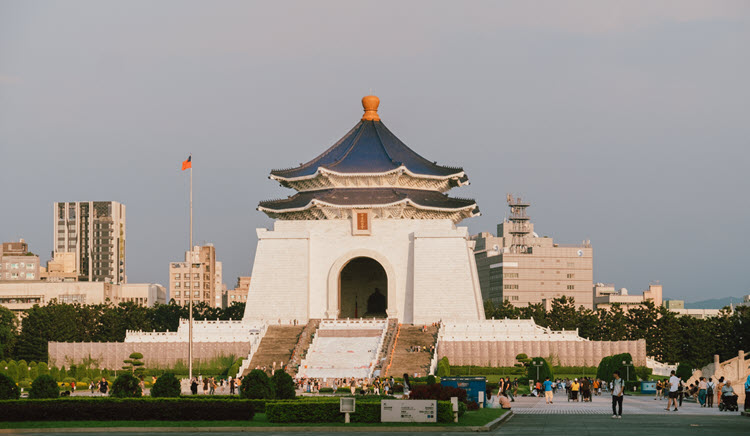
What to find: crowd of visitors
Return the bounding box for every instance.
[188,375,234,395]
[295,375,407,396]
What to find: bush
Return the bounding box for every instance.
[466,401,480,411]
[240,370,274,400]
[150,373,181,398]
[48,366,59,382]
[676,362,693,382]
[0,398,254,421]
[17,360,28,380]
[319,387,334,393]
[6,361,18,381]
[264,399,454,423]
[271,370,295,400]
[426,375,436,385]
[29,375,59,399]
[0,374,20,400]
[437,357,450,377]
[110,374,142,398]
[526,357,553,382]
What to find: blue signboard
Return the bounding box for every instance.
[440,377,487,405]
[641,381,656,394]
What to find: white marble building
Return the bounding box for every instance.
[243,96,486,324]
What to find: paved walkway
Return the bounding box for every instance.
[508,392,736,416]
[492,393,748,436]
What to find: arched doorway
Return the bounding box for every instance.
[339,257,387,318]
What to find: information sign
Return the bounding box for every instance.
[381,400,437,423]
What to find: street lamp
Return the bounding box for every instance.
[622,361,633,381]
[532,360,544,382]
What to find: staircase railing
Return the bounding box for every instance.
[429,322,444,375]
[383,323,402,377]
[235,322,268,379]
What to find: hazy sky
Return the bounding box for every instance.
[1,1,749,303]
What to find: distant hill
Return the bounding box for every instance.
[684,296,743,310]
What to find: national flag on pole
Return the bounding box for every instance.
[182,155,192,170]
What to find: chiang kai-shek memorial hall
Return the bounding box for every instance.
[242,95,487,324]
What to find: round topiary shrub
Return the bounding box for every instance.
[110,373,142,398]
[240,369,273,399]
[150,373,181,398]
[426,375,436,385]
[29,374,59,399]
[271,369,295,399]
[0,373,20,400]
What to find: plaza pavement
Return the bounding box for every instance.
[492,392,749,436]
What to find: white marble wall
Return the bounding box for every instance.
[242,218,486,324]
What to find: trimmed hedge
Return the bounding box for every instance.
[0,374,20,400]
[150,373,181,398]
[265,399,454,423]
[29,375,59,399]
[0,398,255,421]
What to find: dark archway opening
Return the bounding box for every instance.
[339,257,388,318]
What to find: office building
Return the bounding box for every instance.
[472,195,594,309]
[0,239,40,281]
[169,244,223,307]
[53,201,126,284]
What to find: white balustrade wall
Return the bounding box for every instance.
[125,319,265,343]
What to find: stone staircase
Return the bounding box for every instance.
[373,319,399,376]
[286,319,321,376]
[385,324,439,378]
[243,325,304,376]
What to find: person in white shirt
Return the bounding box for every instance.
[611,371,624,418]
[706,377,715,408]
[666,370,680,412]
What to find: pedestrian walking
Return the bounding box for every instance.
[745,374,750,412]
[706,377,715,407]
[611,371,624,418]
[666,370,680,411]
[698,377,708,407]
[543,376,554,404]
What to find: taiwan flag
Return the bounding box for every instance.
[181,155,192,170]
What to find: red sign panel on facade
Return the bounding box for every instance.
[357,213,368,230]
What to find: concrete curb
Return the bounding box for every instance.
[0,411,514,434]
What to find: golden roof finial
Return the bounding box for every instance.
[361,95,380,121]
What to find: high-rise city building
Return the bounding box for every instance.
[53,201,126,284]
[0,239,40,281]
[472,195,594,309]
[169,244,222,307]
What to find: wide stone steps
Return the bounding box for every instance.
[386,324,439,378]
[243,325,304,376]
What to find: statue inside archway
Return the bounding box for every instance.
[366,288,387,316]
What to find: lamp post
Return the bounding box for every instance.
[622,361,633,382]
[532,360,543,382]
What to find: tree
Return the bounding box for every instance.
[122,352,145,376]
[547,296,578,331]
[110,373,142,398]
[271,369,295,399]
[29,374,59,399]
[0,306,17,359]
[485,299,520,320]
[150,373,181,398]
[37,362,49,376]
[240,369,274,399]
[0,373,19,400]
[526,357,553,382]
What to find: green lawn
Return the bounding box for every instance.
[0,409,507,429]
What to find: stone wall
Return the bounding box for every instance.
[438,339,647,367]
[48,341,251,369]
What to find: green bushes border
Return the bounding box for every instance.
[0,398,254,422]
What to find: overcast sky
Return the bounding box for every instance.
[1,1,748,303]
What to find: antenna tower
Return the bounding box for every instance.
[506,193,531,254]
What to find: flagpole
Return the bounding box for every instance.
[188,158,193,381]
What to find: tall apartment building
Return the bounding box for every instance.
[53,201,126,284]
[225,276,250,307]
[472,195,594,309]
[169,244,223,307]
[0,239,40,281]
